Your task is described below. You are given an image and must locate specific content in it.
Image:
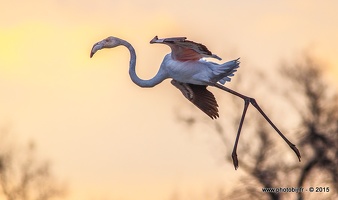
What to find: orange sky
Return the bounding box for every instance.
[1,0,338,199]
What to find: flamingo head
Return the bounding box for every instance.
[90,36,122,58]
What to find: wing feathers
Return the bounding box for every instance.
[171,80,219,119]
[150,36,221,61]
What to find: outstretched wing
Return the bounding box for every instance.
[150,36,222,61]
[171,80,219,119]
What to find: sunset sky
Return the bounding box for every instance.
[1,0,338,199]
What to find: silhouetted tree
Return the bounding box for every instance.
[179,55,338,200]
[0,127,66,200]
[280,56,338,200]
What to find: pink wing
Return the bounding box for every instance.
[150,36,221,61]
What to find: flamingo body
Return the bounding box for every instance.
[162,53,239,85]
[90,35,301,169]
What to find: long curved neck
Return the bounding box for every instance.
[120,39,167,88]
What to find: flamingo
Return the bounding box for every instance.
[90,35,301,169]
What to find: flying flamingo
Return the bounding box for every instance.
[90,35,301,169]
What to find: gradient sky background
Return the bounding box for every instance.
[1,0,338,199]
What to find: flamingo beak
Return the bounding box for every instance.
[90,42,104,58]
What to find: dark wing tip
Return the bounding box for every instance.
[150,36,187,44]
[212,54,222,60]
[150,36,159,44]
